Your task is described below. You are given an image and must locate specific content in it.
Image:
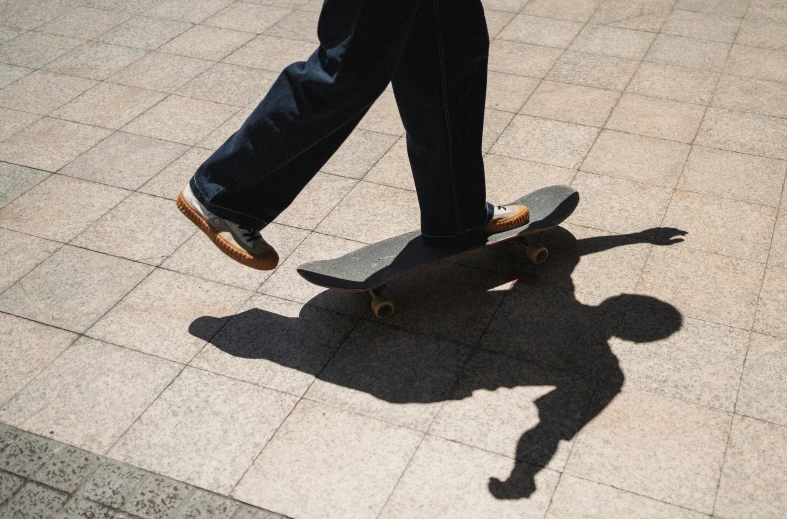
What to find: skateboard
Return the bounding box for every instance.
[297,185,579,318]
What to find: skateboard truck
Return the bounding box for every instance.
[514,235,549,265]
[368,287,395,319]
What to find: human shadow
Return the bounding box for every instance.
[189,226,686,500]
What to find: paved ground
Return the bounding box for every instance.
[1,0,786,518]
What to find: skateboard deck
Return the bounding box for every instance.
[298,185,579,310]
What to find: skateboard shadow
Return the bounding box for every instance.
[189,226,686,501]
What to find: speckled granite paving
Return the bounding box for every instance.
[1,0,786,518]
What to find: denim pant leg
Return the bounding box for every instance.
[392,0,490,243]
[190,0,422,230]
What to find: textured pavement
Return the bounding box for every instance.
[1,0,787,518]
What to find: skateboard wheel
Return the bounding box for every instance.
[370,296,395,319]
[526,243,549,265]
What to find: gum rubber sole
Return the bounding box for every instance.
[176,192,278,271]
[483,204,530,234]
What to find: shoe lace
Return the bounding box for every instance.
[239,226,262,244]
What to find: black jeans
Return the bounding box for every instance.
[191,0,491,243]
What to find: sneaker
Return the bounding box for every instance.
[177,184,279,270]
[483,204,530,234]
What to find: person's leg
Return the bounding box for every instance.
[189,0,422,231]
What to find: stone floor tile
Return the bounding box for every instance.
[492,115,599,169]
[483,108,515,152]
[0,228,61,293]
[582,130,690,186]
[178,489,239,519]
[484,9,516,39]
[52,83,165,130]
[612,310,749,410]
[431,350,595,470]
[122,475,193,519]
[485,71,539,113]
[547,51,639,91]
[637,246,764,329]
[87,268,250,362]
[0,32,83,68]
[123,95,238,145]
[110,52,213,93]
[33,446,102,493]
[497,14,584,48]
[139,147,212,200]
[736,17,787,50]
[0,108,39,143]
[675,0,749,17]
[662,9,741,43]
[231,399,423,519]
[72,192,196,264]
[110,368,296,494]
[565,386,730,513]
[0,26,21,46]
[373,262,513,344]
[0,472,24,505]
[748,0,787,23]
[0,246,152,332]
[0,337,180,453]
[754,266,787,339]
[223,35,314,72]
[545,474,709,519]
[0,482,68,519]
[53,497,120,519]
[771,211,787,269]
[190,293,355,396]
[357,91,404,136]
[712,74,787,119]
[162,222,307,290]
[725,44,787,83]
[589,0,674,32]
[645,34,730,72]
[316,181,419,243]
[481,0,529,13]
[178,63,276,107]
[0,434,58,477]
[0,174,128,242]
[363,139,414,191]
[678,146,786,207]
[306,321,468,430]
[232,505,286,519]
[263,10,319,43]
[606,94,706,143]
[259,232,370,316]
[39,7,130,40]
[61,132,187,190]
[96,15,193,50]
[0,63,32,89]
[484,154,576,204]
[661,190,777,262]
[488,39,563,78]
[321,129,397,179]
[520,81,620,127]
[0,423,18,449]
[144,0,234,24]
[80,460,148,509]
[526,223,654,299]
[196,104,254,150]
[0,117,112,172]
[521,0,601,22]
[715,415,787,518]
[43,42,147,81]
[695,107,787,160]
[0,70,96,115]
[204,2,290,34]
[0,312,76,407]
[737,332,787,426]
[569,171,673,234]
[380,435,560,519]
[0,162,48,209]
[479,285,628,377]
[570,24,655,59]
[627,61,719,105]
[275,172,357,230]
[160,25,255,61]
